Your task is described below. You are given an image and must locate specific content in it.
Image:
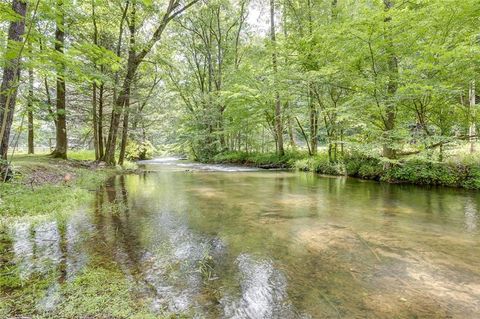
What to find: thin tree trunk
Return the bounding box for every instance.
[91,0,99,160]
[282,3,295,151]
[106,0,136,165]
[295,116,311,156]
[0,0,28,160]
[118,89,130,165]
[270,0,284,156]
[309,85,318,155]
[340,128,344,156]
[52,0,67,159]
[101,1,129,164]
[103,0,132,165]
[98,83,104,158]
[306,0,317,156]
[39,38,57,131]
[103,0,198,165]
[287,112,296,150]
[382,0,397,160]
[469,81,476,153]
[28,62,34,154]
[112,1,129,114]
[92,83,99,159]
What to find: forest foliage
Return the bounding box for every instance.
[0,0,479,182]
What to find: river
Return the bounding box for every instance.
[4,158,480,318]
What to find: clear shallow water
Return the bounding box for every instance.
[5,159,480,318]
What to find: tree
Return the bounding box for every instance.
[270,0,284,155]
[51,0,67,159]
[102,0,199,165]
[27,49,34,154]
[0,0,28,161]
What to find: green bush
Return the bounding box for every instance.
[212,151,249,163]
[344,156,382,180]
[125,140,155,161]
[293,154,344,175]
[462,165,480,189]
[209,150,480,189]
[383,160,463,187]
[311,155,344,175]
[212,151,304,168]
[293,158,310,171]
[344,157,362,176]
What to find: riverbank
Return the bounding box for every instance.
[210,151,480,190]
[0,152,152,318]
[0,152,134,219]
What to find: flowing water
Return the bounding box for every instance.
[3,159,480,318]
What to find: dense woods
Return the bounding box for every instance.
[0,0,479,181]
[2,1,480,317]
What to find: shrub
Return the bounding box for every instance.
[125,140,155,161]
[210,150,480,190]
[293,154,344,175]
[293,158,310,171]
[344,156,382,180]
[383,160,462,187]
[212,151,305,168]
[461,165,480,189]
[212,151,248,163]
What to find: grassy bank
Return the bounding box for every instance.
[212,151,480,189]
[0,151,123,219]
[0,152,152,318]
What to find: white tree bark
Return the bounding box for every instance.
[469,81,476,153]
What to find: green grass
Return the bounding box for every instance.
[67,149,97,161]
[0,250,163,318]
[56,265,157,318]
[0,153,118,219]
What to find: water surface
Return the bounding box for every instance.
[3,159,480,318]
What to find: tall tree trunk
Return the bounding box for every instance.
[102,0,198,165]
[98,83,104,159]
[382,0,397,160]
[306,0,317,155]
[91,0,99,160]
[270,0,284,156]
[104,57,133,165]
[469,81,476,153]
[286,106,296,150]
[309,85,318,155]
[0,0,28,160]
[295,116,311,155]
[39,38,58,132]
[282,2,295,150]
[102,1,130,165]
[118,90,130,165]
[52,0,67,159]
[28,62,34,154]
[107,0,136,166]
[92,82,99,159]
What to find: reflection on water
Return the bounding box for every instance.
[4,160,480,318]
[9,212,93,312]
[464,197,478,232]
[221,254,307,319]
